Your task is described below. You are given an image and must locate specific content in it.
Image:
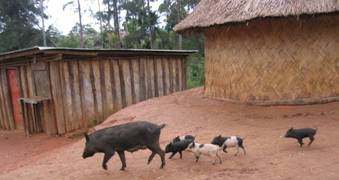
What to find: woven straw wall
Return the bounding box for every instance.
[205,15,339,105]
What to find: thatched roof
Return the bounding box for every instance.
[174,0,339,32]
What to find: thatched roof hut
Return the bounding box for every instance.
[175,0,339,105]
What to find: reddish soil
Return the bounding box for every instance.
[0,130,77,174]
[1,87,339,180]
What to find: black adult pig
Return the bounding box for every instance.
[82,121,166,171]
[283,127,317,147]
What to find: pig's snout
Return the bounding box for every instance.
[82,152,94,159]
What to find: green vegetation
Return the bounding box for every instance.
[0,0,204,87]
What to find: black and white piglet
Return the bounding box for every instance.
[283,127,317,147]
[165,139,193,159]
[172,134,195,143]
[211,135,246,155]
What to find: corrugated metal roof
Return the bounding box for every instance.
[0,46,198,63]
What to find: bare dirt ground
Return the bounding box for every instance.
[1,87,339,180]
[0,130,77,174]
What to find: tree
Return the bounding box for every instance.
[0,0,42,52]
[95,0,123,48]
[57,24,101,48]
[63,0,85,48]
[159,0,200,49]
[121,0,159,49]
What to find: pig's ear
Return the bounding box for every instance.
[84,133,89,142]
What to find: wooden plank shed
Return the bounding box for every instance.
[175,0,339,105]
[0,47,196,135]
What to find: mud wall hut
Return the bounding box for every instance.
[0,47,195,135]
[174,0,339,105]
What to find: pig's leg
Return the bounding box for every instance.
[117,151,126,171]
[297,138,304,147]
[240,145,246,155]
[148,143,166,169]
[195,154,200,162]
[155,146,166,169]
[169,152,177,159]
[179,151,183,159]
[308,136,315,146]
[235,146,240,156]
[102,151,115,170]
[223,145,228,153]
[216,152,222,164]
[147,151,156,164]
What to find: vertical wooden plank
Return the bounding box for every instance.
[156,59,164,97]
[109,59,118,112]
[79,61,95,127]
[19,100,29,135]
[177,59,183,91]
[1,69,15,129]
[168,58,174,93]
[49,61,66,134]
[182,58,187,90]
[153,58,159,97]
[70,61,83,129]
[19,66,28,98]
[0,76,8,129]
[174,58,180,92]
[91,60,103,122]
[30,104,37,133]
[0,85,4,129]
[145,57,152,98]
[17,67,25,129]
[99,60,108,119]
[27,103,33,133]
[42,101,56,135]
[139,58,146,101]
[132,59,140,103]
[76,61,85,128]
[118,60,127,107]
[61,62,73,132]
[149,57,155,97]
[121,60,132,106]
[26,65,35,97]
[128,59,136,104]
[163,59,171,95]
[103,60,114,116]
[112,60,123,110]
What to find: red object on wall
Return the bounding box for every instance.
[7,69,23,128]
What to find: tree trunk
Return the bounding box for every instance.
[39,0,47,46]
[147,0,153,49]
[77,0,84,48]
[177,0,182,50]
[113,0,122,48]
[98,0,104,48]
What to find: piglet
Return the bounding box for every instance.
[188,142,222,165]
[172,135,195,143]
[211,135,246,156]
[283,127,317,147]
[165,139,193,159]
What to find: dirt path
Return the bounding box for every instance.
[1,88,339,180]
